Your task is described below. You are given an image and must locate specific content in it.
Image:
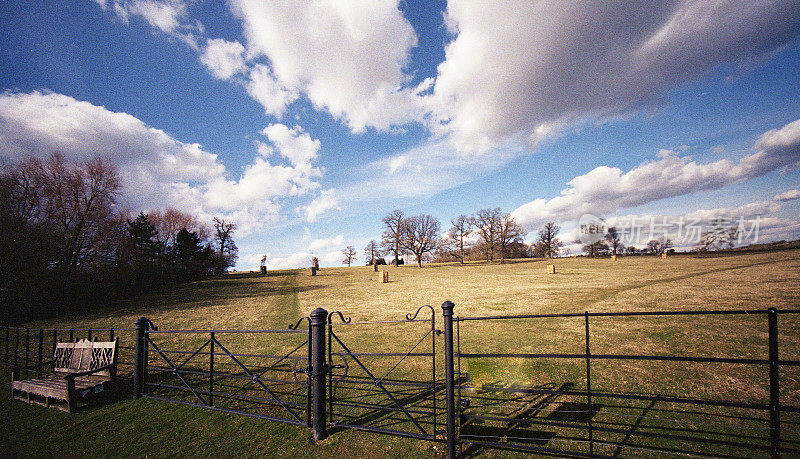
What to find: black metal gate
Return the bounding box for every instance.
[139,318,311,426]
[326,306,444,442]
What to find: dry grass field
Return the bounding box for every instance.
[3,249,800,457]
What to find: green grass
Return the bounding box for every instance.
[2,250,800,457]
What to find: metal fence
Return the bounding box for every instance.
[2,304,799,459]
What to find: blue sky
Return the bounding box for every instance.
[1,0,799,268]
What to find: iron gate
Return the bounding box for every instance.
[139,318,312,426]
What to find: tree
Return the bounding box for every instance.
[606,227,624,255]
[381,209,406,266]
[498,213,526,262]
[364,240,380,265]
[535,222,563,258]
[151,207,208,250]
[399,214,441,268]
[583,240,610,257]
[213,217,238,273]
[696,218,737,252]
[341,245,357,267]
[474,208,503,262]
[648,237,673,255]
[127,212,161,263]
[447,214,474,264]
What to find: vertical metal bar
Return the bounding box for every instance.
[52,329,57,358]
[38,329,44,378]
[585,312,594,457]
[456,313,463,457]
[768,308,780,458]
[310,308,328,441]
[209,332,214,407]
[88,329,92,341]
[69,329,74,342]
[307,324,313,428]
[133,317,150,399]
[109,329,114,341]
[442,301,457,459]
[432,308,437,439]
[328,317,333,425]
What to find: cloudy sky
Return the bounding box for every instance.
[1,0,799,268]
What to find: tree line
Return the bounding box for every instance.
[0,154,237,323]
[346,209,568,268]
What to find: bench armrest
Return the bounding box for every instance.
[64,364,116,379]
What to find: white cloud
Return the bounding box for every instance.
[428,1,800,153]
[98,0,203,49]
[302,189,341,223]
[200,38,247,80]
[512,118,800,230]
[229,0,423,131]
[266,235,347,269]
[0,91,323,235]
[774,189,800,202]
[246,65,299,118]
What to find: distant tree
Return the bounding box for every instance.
[498,213,526,262]
[696,218,737,252]
[448,214,474,264]
[583,240,610,257]
[151,207,208,250]
[535,222,564,258]
[364,240,380,265]
[381,209,406,266]
[625,245,638,255]
[400,214,441,268]
[127,212,161,262]
[606,227,624,255]
[341,245,357,267]
[648,238,673,255]
[213,217,238,273]
[474,208,503,262]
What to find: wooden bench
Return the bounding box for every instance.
[11,338,118,412]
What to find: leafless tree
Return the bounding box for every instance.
[213,217,238,271]
[151,207,209,249]
[399,214,441,267]
[498,213,526,262]
[535,222,563,258]
[474,208,503,262]
[582,239,610,257]
[364,240,380,265]
[447,214,473,263]
[606,227,624,255]
[341,245,357,267]
[381,209,406,265]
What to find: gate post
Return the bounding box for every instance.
[310,308,328,441]
[133,317,151,399]
[442,301,458,459]
[768,308,780,458]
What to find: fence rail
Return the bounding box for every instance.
[2,305,799,458]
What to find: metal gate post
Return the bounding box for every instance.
[442,301,458,459]
[310,308,328,441]
[133,317,151,399]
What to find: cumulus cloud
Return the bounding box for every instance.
[302,189,341,223]
[228,0,423,131]
[0,91,323,234]
[774,189,800,202]
[429,1,800,152]
[512,118,800,230]
[200,38,247,80]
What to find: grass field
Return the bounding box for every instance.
[2,250,800,457]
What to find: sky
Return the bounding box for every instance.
[1,0,799,269]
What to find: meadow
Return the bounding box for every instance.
[2,250,799,457]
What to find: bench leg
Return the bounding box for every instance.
[66,378,76,413]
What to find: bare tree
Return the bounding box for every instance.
[364,240,380,265]
[213,217,238,272]
[606,227,624,255]
[498,213,526,262]
[151,207,209,249]
[535,222,564,258]
[341,245,357,267]
[399,214,441,267]
[647,237,673,255]
[381,209,406,265]
[447,214,473,263]
[582,239,610,257]
[696,218,737,252]
[474,208,503,262]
